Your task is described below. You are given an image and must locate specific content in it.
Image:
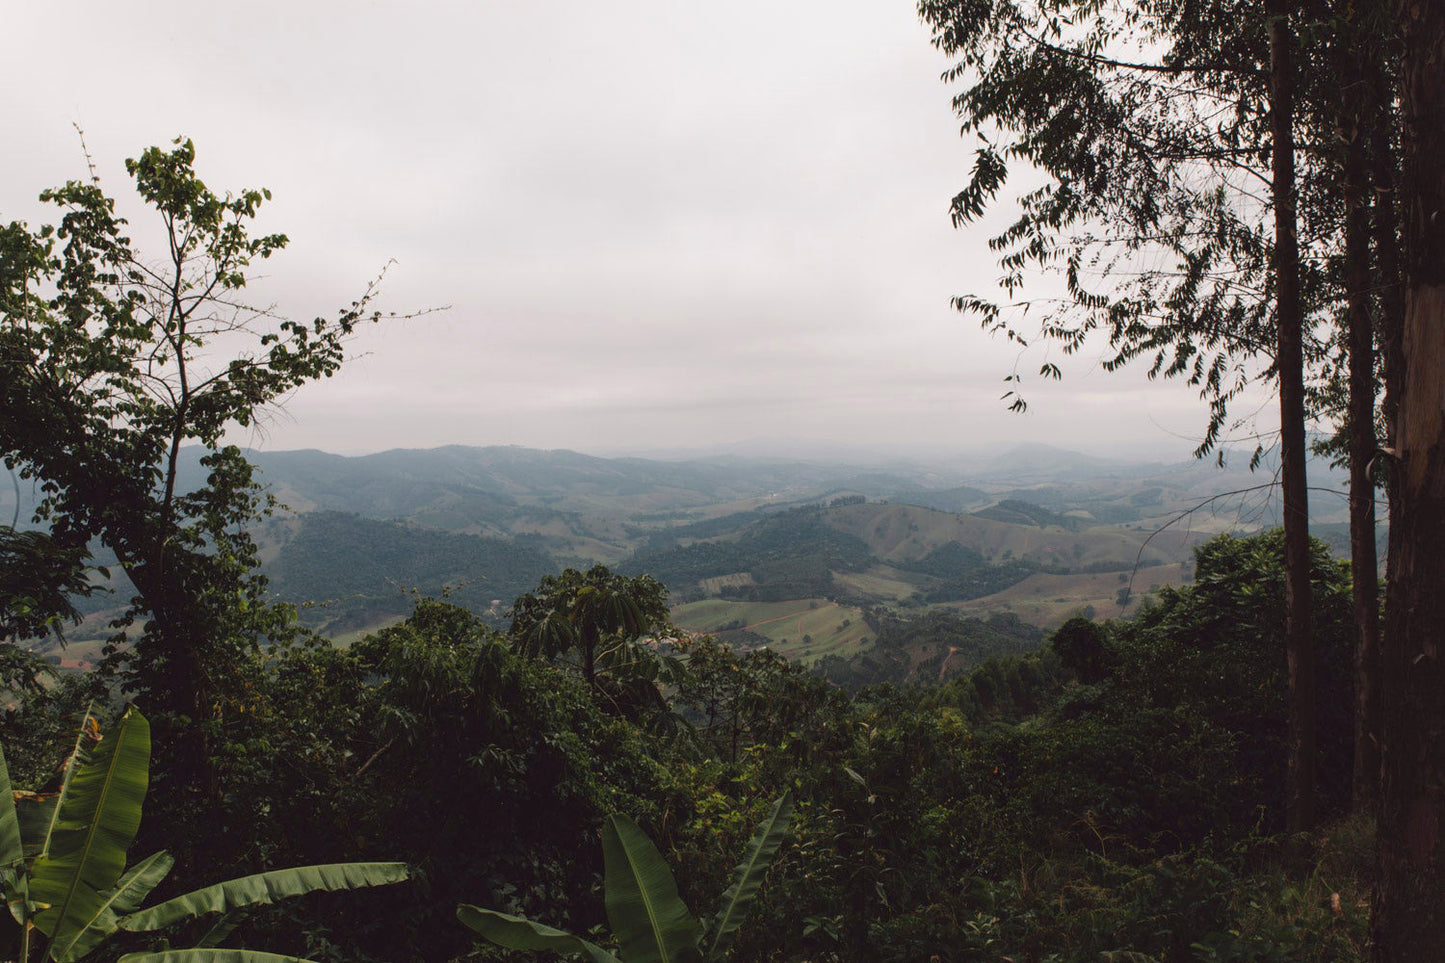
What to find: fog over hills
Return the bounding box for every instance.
[2,440,1351,535]
[8,440,1361,649]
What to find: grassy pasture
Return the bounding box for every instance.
[671,597,872,664]
[832,566,925,601]
[940,561,1193,629]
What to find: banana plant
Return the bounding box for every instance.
[0,704,410,963]
[459,791,793,963]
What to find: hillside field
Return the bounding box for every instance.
[941,561,1194,628]
[671,597,873,663]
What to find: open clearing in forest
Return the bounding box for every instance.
[940,561,1193,630]
[671,597,873,664]
[832,566,924,601]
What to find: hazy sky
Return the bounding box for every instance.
[4,1,1274,461]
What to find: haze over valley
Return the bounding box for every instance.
[8,439,1354,686]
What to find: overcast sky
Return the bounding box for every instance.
[4,1,1274,462]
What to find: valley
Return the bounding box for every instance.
[25,440,1350,682]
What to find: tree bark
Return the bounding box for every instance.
[1341,24,1382,813]
[1372,0,1445,956]
[1269,0,1316,834]
[1373,62,1406,476]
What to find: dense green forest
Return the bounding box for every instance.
[0,527,1373,961]
[270,512,556,636]
[3,0,1445,956]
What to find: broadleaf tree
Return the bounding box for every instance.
[0,138,403,783]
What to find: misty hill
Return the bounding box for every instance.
[823,502,1199,569]
[3,440,1353,548]
[889,485,992,514]
[231,445,1263,635]
[246,446,930,515]
[957,442,1138,484]
[970,498,1084,531]
[34,440,1362,651]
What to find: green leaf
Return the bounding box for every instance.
[194,912,239,949]
[705,792,793,961]
[105,851,176,916]
[120,862,409,932]
[0,741,21,869]
[50,851,175,962]
[457,905,622,963]
[118,951,321,963]
[16,795,59,858]
[6,866,34,927]
[602,815,701,963]
[30,706,150,945]
[38,704,101,861]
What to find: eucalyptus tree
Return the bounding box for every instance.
[917,0,1342,830]
[1371,0,1445,954]
[1323,0,1400,811]
[917,0,1287,443]
[0,139,400,777]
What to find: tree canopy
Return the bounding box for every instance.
[0,138,398,778]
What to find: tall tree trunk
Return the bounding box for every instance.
[1369,40,1406,814]
[1372,0,1445,956]
[1373,62,1406,486]
[1341,25,1382,813]
[1269,0,1316,834]
[1371,55,1407,818]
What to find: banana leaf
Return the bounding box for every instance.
[16,794,59,858]
[705,792,793,961]
[50,851,175,963]
[194,912,239,949]
[457,904,622,963]
[38,703,101,861]
[30,706,150,944]
[118,951,321,963]
[0,742,21,869]
[602,815,701,963]
[121,862,409,932]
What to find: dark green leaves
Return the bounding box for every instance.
[706,792,794,961]
[459,795,793,963]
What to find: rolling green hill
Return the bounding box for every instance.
[39,443,1311,656]
[619,505,873,602]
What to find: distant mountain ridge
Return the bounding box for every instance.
[28,440,1361,655]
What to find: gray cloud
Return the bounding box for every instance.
[2,0,1270,463]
